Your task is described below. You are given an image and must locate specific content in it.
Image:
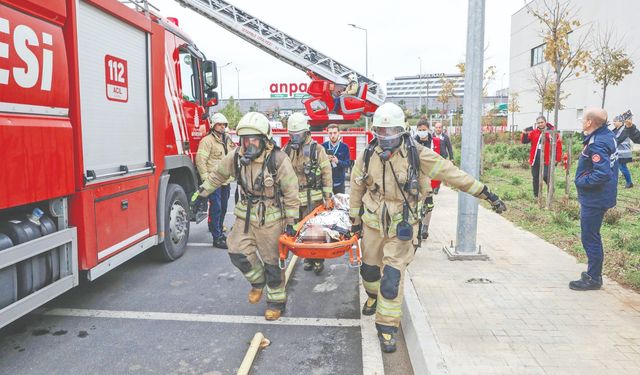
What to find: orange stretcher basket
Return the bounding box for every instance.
[278,204,361,269]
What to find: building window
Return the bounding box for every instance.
[531,44,545,66]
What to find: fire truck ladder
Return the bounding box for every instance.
[174,0,385,106]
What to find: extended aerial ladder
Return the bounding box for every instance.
[174,0,385,124]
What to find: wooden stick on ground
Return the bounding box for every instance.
[237,332,271,375]
[284,255,298,287]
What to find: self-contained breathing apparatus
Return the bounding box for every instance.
[355,133,426,245]
[233,140,284,234]
[284,141,323,213]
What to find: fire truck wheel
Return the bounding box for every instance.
[158,183,190,261]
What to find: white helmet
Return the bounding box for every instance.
[210,112,228,125]
[287,112,310,133]
[236,112,270,136]
[348,73,357,82]
[372,103,405,128]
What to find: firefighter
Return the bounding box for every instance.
[333,73,359,113]
[350,103,506,353]
[195,112,237,249]
[285,112,334,274]
[192,112,300,321]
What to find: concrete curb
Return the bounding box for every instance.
[401,271,448,375]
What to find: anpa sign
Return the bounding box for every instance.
[269,82,310,98]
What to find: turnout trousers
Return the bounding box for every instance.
[227,218,287,308]
[360,223,417,334]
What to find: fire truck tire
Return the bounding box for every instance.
[157,183,190,261]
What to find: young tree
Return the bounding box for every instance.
[508,92,520,130]
[542,82,568,118]
[456,62,496,96]
[528,0,590,208]
[590,27,634,107]
[219,96,242,129]
[531,66,552,115]
[437,78,456,114]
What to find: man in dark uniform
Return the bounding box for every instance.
[570,108,619,291]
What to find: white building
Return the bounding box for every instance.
[386,73,464,98]
[509,0,640,131]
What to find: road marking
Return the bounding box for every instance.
[40,308,361,328]
[359,279,386,375]
[187,242,214,247]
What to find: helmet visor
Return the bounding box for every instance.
[373,126,404,140]
[288,130,308,145]
[240,135,265,159]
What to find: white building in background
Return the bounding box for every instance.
[386,73,464,98]
[509,0,640,131]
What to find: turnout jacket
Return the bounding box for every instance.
[349,140,486,237]
[286,138,333,206]
[201,145,300,225]
[195,131,237,183]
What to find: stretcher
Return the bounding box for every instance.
[278,204,361,269]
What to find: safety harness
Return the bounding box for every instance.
[284,141,322,213]
[233,146,284,234]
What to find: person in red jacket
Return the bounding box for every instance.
[521,116,563,198]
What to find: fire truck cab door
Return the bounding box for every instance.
[177,48,206,157]
[76,0,152,181]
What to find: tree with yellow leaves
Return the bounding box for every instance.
[508,92,520,130]
[437,78,456,114]
[590,27,634,108]
[456,62,496,96]
[528,0,590,208]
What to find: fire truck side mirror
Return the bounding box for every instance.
[205,91,218,108]
[203,60,218,90]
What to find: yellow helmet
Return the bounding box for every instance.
[236,112,270,136]
[287,112,310,133]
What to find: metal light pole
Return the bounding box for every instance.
[418,57,423,114]
[448,0,487,259]
[218,62,232,99]
[235,66,240,101]
[348,24,368,76]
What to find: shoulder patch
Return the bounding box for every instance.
[591,154,601,163]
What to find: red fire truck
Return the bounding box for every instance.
[0,0,220,327]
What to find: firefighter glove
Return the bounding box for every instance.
[351,223,362,237]
[480,187,506,214]
[425,196,435,213]
[284,224,295,237]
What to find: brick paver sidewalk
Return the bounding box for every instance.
[408,187,640,374]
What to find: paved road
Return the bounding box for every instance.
[1,197,414,374]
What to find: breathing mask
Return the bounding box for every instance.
[373,126,404,152]
[240,135,265,165]
[288,130,308,150]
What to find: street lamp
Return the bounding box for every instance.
[219,62,232,99]
[348,24,368,76]
[235,66,240,101]
[501,72,506,96]
[418,56,422,114]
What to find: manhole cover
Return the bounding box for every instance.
[466,278,493,284]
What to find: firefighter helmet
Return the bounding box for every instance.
[287,112,310,133]
[236,112,271,136]
[373,103,405,128]
[210,112,228,125]
[348,73,357,82]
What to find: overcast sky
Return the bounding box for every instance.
[152,0,527,99]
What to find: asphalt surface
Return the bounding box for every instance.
[0,194,413,374]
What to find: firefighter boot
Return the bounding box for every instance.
[313,260,324,275]
[362,297,377,316]
[265,304,285,321]
[248,288,263,304]
[303,258,313,271]
[377,332,397,353]
[421,224,429,240]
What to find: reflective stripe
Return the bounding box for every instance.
[202,180,216,194]
[322,186,333,193]
[468,180,484,196]
[285,208,299,219]
[428,159,446,179]
[197,149,210,157]
[244,262,265,285]
[362,211,380,230]
[352,167,364,178]
[298,189,323,203]
[234,204,284,224]
[377,297,402,318]
[362,279,380,294]
[350,207,361,216]
[266,286,287,303]
[319,160,331,168]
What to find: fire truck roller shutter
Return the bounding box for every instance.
[77,1,152,180]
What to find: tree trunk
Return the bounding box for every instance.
[565,133,572,196]
[539,132,547,208]
[601,84,607,108]
[547,69,561,209]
